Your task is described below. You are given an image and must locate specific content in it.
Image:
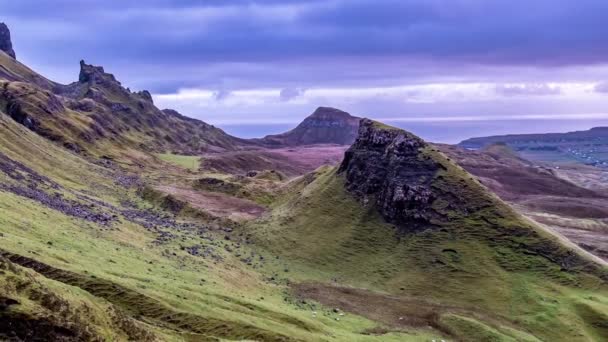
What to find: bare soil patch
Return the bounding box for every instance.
[155,185,266,221]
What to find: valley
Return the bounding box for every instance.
[0,22,607,342]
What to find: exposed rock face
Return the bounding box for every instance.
[261,107,360,146]
[0,23,16,59]
[78,60,122,88]
[339,119,443,231]
[136,90,154,103]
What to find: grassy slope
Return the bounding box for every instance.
[155,153,201,171]
[249,154,608,341]
[0,109,445,340]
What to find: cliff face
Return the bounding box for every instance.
[0,23,16,59]
[338,119,491,232]
[339,119,441,231]
[262,107,360,146]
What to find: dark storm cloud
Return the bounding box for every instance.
[3,0,608,91]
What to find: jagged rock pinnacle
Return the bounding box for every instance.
[0,23,16,59]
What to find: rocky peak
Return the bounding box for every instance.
[135,90,154,103]
[78,60,121,87]
[0,23,16,59]
[339,119,457,232]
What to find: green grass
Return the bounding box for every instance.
[248,165,608,341]
[439,314,540,342]
[155,153,201,171]
[0,110,439,340]
[1,101,608,341]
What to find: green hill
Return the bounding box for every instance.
[250,120,608,341]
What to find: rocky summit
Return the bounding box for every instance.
[0,23,16,59]
[261,106,360,146]
[339,119,460,232]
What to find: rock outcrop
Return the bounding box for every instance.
[0,23,16,59]
[261,107,360,146]
[78,60,123,88]
[339,119,441,231]
[339,119,487,232]
[0,50,247,155]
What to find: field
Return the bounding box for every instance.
[155,153,201,171]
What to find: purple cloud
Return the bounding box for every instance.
[4,0,608,92]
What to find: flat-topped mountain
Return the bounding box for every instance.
[260,107,360,146]
[460,127,608,167]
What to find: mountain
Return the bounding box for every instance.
[252,119,608,341]
[260,107,360,146]
[459,127,608,168]
[0,24,246,159]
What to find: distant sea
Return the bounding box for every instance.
[217,118,608,144]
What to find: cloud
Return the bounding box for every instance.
[213,89,231,101]
[6,0,608,126]
[6,1,608,78]
[279,87,306,101]
[594,82,608,93]
[153,81,608,125]
[494,83,562,97]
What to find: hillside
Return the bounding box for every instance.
[260,107,360,146]
[459,127,608,168]
[0,26,247,160]
[440,143,608,261]
[251,119,608,341]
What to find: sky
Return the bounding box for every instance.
[3,0,608,138]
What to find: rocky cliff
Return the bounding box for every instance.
[0,23,16,59]
[261,107,360,146]
[339,119,492,232]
